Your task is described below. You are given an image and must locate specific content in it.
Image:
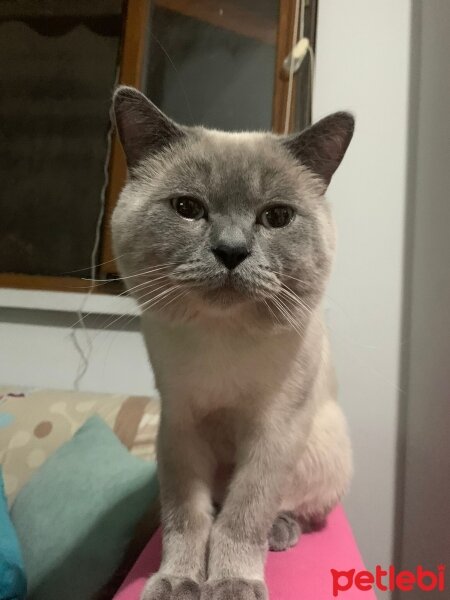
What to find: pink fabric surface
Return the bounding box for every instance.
[115,506,375,599]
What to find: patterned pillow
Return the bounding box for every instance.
[11,416,158,600]
[0,387,160,506]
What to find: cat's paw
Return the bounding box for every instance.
[201,578,267,600]
[268,511,301,551]
[298,512,327,533]
[141,575,200,600]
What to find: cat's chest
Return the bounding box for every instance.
[143,318,296,408]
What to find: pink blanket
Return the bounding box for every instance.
[115,506,375,599]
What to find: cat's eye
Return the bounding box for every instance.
[259,205,295,229]
[171,196,206,221]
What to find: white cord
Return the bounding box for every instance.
[307,43,315,105]
[284,1,316,134]
[299,0,306,39]
[283,0,301,135]
[71,71,119,390]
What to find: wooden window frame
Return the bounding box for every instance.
[0,0,316,293]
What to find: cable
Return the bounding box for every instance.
[307,43,315,111]
[299,0,306,39]
[70,70,119,390]
[284,1,315,134]
[284,0,301,134]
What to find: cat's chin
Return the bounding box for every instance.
[199,273,270,304]
[200,286,249,310]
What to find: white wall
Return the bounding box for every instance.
[0,297,154,395]
[314,0,411,577]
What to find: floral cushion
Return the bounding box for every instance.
[0,387,160,506]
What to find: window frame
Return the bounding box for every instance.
[0,0,316,292]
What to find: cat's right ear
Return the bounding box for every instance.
[113,86,184,170]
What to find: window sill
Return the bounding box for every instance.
[0,288,139,317]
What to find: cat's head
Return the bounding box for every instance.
[111,86,354,326]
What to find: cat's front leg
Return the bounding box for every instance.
[141,422,214,600]
[203,419,307,600]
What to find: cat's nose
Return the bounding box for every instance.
[212,243,250,270]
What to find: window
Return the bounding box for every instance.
[0,0,317,291]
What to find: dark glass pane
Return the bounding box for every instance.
[145,0,278,131]
[0,0,122,277]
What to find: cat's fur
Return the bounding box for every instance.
[111,86,354,600]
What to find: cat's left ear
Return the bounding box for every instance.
[283,112,355,186]
[113,86,184,170]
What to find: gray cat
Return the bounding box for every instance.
[111,86,354,600]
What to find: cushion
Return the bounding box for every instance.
[10,415,159,600]
[0,387,160,506]
[0,469,26,600]
[113,507,376,600]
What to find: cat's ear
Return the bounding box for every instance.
[283,112,354,186]
[113,86,184,169]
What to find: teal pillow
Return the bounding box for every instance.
[0,469,26,600]
[11,415,158,600]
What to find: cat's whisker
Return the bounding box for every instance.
[135,279,175,305]
[96,312,139,340]
[79,262,180,284]
[61,251,144,276]
[278,289,333,339]
[89,292,152,333]
[139,284,183,313]
[279,286,314,317]
[279,297,305,337]
[116,274,170,299]
[69,273,174,330]
[112,312,140,335]
[68,264,175,290]
[120,262,181,281]
[271,299,298,334]
[270,296,303,337]
[152,288,191,314]
[77,304,139,349]
[100,280,179,333]
[269,269,309,286]
[64,279,119,290]
[271,269,344,313]
[290,293,314,316]
[138,281,181,308]
[262,298,282,327]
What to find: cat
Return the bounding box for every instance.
[111,86,354,600]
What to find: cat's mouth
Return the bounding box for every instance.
[201,275,244,301]
[198,272,273,306]
[168,265,280,310]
